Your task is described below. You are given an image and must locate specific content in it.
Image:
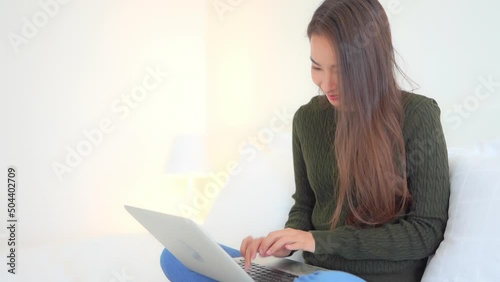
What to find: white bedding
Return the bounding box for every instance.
[0,233,169,282]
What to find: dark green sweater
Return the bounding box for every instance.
[285,92,450,282]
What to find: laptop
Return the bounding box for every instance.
[124,205,325,282]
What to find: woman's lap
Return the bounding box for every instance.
[160,244,241,282]
[160,245,365,282]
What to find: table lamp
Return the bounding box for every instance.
[165,134,212,198]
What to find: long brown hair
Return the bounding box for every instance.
[308,0,412,228]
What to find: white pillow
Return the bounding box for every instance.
[422,140,500,282]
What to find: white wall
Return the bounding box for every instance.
[381,0,500,147]
[0,0,498,280]
[1,0,208,247]
[204,0,324,174]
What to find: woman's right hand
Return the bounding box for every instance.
[240,235,292,270]
[240,236,264,270]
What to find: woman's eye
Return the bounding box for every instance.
[312,66,321,71]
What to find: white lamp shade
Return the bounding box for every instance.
[165,134,212,175]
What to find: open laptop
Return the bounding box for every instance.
[124,205,325,282]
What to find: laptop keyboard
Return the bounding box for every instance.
[236,260,298,282]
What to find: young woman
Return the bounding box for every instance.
[240,0,450,281]
[162,0,450,281]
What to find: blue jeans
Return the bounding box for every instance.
[160,245,366,282]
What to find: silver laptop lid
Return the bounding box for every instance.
[124,205,253,282]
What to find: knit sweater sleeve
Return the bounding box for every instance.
[284,107,315,231]
[310,98,451,261]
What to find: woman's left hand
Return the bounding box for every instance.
[258,228,315,257]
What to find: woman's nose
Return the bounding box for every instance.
[323,72,337,91]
